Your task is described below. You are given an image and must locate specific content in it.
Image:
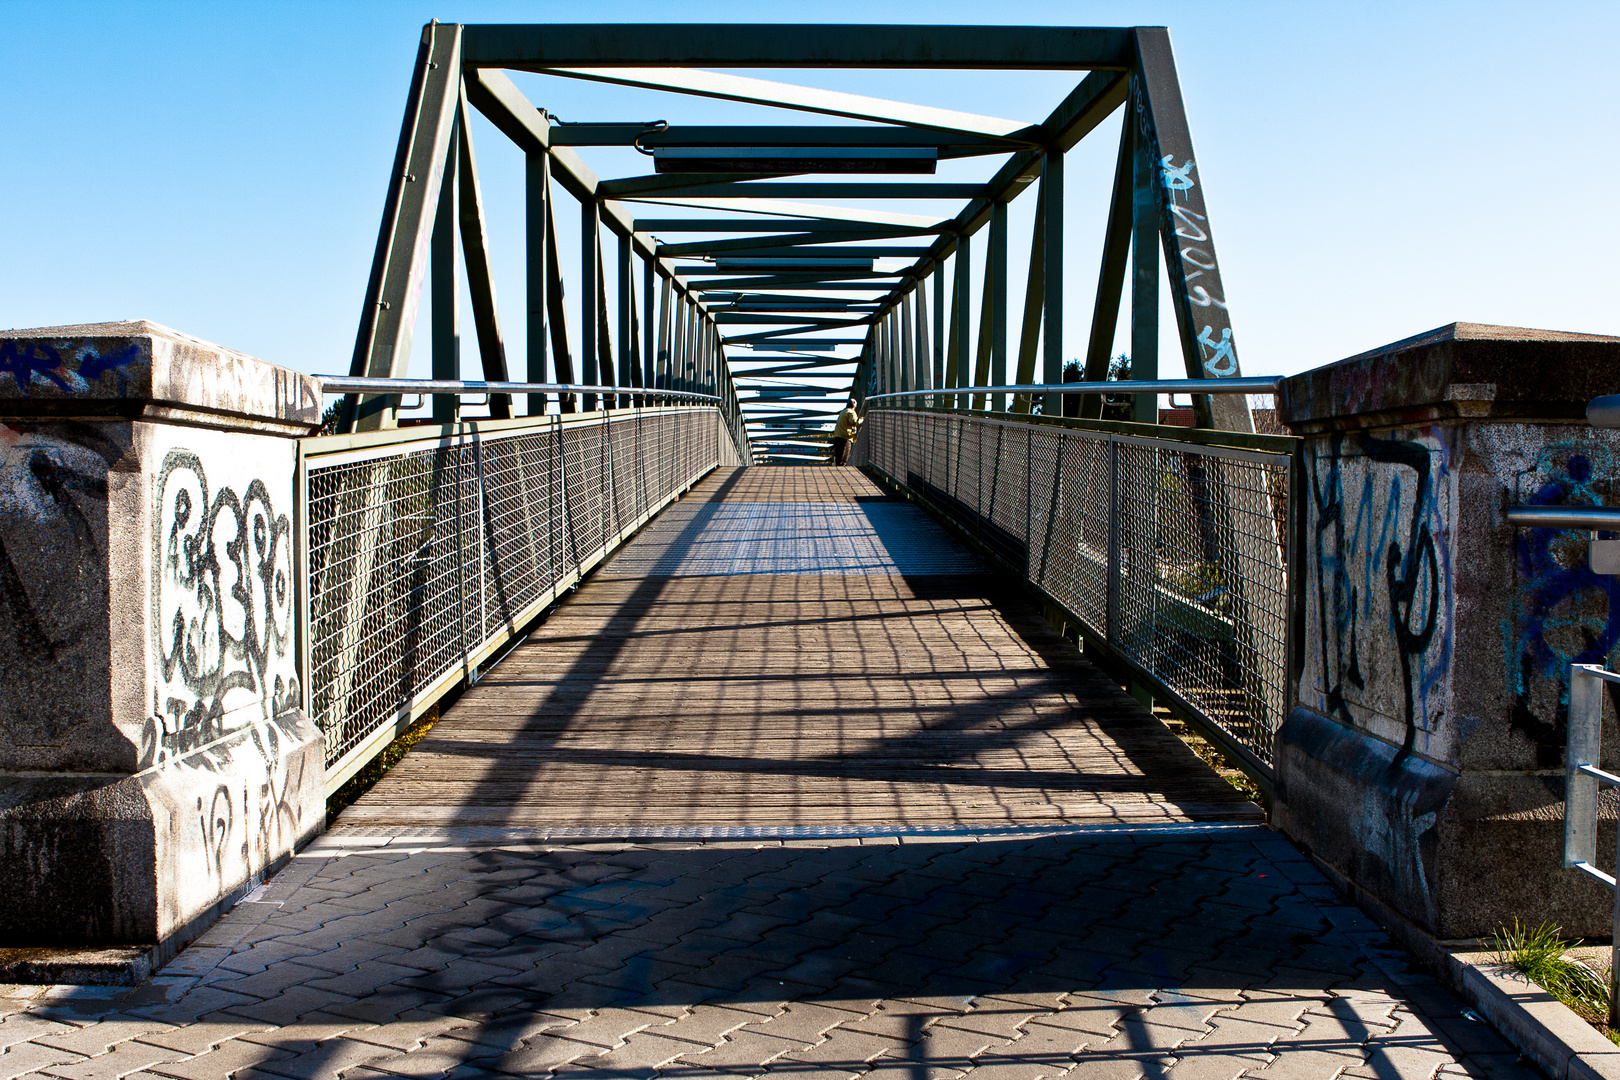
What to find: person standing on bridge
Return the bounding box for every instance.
[830,400,861,466]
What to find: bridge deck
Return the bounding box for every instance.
[340,466,1260,833]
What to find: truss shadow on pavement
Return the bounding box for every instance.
[8,831,1539,1080]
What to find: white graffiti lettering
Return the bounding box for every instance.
[1180,246,1217,272]
[1167,203,1208,242]
[1188,286,1229,311]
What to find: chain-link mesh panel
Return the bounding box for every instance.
[303,408,721,776]
[864,409,1293,771]
[986,425,1029,561]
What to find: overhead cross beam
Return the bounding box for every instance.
[459,25,1135,69]
[539,67,1036,141]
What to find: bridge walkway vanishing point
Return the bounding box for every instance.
[336,465,1260,835]
[0,468,1539,1077]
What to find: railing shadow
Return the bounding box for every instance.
[359,465,1249,832]
[115,832,1498,1080]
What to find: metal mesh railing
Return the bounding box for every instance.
[857,409,1294,774]
[300,406,721,789]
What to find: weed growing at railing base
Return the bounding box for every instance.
[1155,707,1268,809]
[326,706,439,822]
[1489,919,1617,1043]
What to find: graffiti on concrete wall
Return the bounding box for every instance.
[189,724,313,890]
[0,425,128,762]
[0,340,144,396]
[148,448,299,765]
[1307,428,1454,752]
[1508,445,1620,766]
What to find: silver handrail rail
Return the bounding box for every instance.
[866,377,1281,402]
[1589,394,1620,429]
[1505,506,1620,529]
[316,376,721,402]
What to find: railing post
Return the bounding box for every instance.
[1107,437,1120,645]
[1566,664,1620,1029]
[476,435,488,676]
[1566,665,1604,871]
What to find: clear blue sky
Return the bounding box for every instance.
[4,0,1616,385]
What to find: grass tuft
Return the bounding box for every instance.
[326,707,440,822]
[1155,707,1267,809]
[1489,919,1617,1043]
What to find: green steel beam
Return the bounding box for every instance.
[635,218,939,233]
[461,24,1134,69]
[1129,112,1158,424]
[725,325,857,344]
[430,103,460,424]
[553,124,1008,152]
[456,90,513,418]
[345,22,462,432]
[1132,26,1250,431]
[657,230,924,256]
[539,66,1034,140]
[715,313,870,326]
[613,182,990,200]
[672,245,930,259]
[1078,114,1133,419]
[596,172,783,197]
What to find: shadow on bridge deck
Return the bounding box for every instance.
[36,470,1516,1080]
[337,467,1260,837]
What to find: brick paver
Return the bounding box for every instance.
[0,829,1545,1080]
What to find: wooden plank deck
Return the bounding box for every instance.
[340,466,1261,831]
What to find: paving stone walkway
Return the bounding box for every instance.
[0,828,1540,1080]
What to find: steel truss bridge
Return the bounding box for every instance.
[308,21,1292,823]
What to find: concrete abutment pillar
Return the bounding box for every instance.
[0,321,325,958]
[1275,322,1620,938]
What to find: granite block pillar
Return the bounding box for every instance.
[1275,322,1620,938]
[0,321,325,950]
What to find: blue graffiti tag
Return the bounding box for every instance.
[1197,325,1237,377]
[1159,155,1196,202]
[1511,452,1620,763]
[1309,431,1453,751]
[0,340,141,397]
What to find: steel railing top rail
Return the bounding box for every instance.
[865,377,1281,402]
[316,376,722,402]
[1505,506,1620,530]
[1588,394,1620,428]
[1505,395,1620,532]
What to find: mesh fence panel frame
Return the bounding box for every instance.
[301,407,721,788]
[863,409,1294,773]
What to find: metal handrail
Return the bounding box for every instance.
[317,376,721,402]
[866,377,1281,402]
[1589,394,1620,429]
[1564,662,1620,1027]
[1506,506,1620,530]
